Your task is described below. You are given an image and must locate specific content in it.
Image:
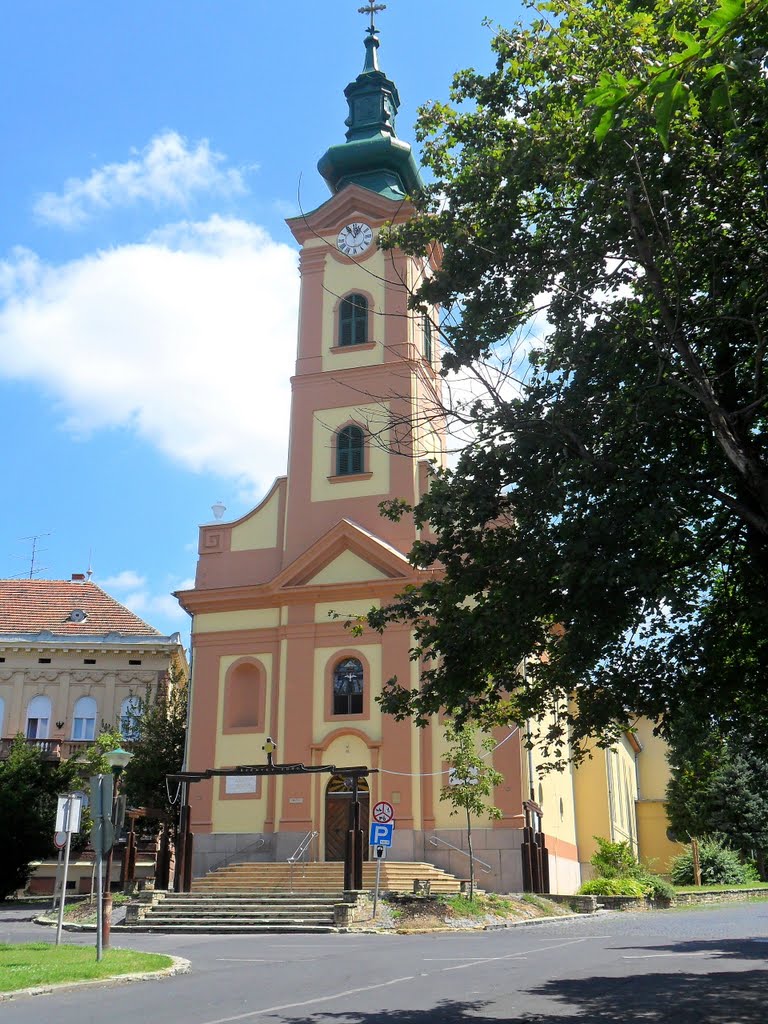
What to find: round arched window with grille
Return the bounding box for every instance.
[332,658,364,715]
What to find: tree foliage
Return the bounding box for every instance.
[0,738,78,899]
[666,722,768,878]
[440,722,502,899]
[122,666,188,825]
[370,0,768,760]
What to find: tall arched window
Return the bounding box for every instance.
[423,314,433,363]
[0,696,5,736]
[120,696,141,740]
[336,425,365,476]
[72,696,97,741]
[26,695,51,739]
[339,294,368,347]
[333,658,364,715]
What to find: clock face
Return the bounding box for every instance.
[337,222,374,257]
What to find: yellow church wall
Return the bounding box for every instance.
[573,751,612,871]
[211,653,273,833]
[525,717,579,849]
[230,485,281,551]
[573,737,639,870]
[314,598,380,623]
[637,801,685,872]
[307,551,388,586]
[194,609,281,633]
[633,719,672,800]
[321,251,386,371]
[311,402,391,503]
[311,643,383,744]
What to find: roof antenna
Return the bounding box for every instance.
[17,532,51,579]
[86,550,94,581]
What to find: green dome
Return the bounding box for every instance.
[317,28,422,200]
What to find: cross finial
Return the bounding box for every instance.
[358,2,386,36]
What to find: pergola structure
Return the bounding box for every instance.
[168,750,377,892]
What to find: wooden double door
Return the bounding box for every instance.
[325,775,369,861]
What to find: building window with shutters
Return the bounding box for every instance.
[72,696,97,741]
[335,424,365,476]
[338,294,369,346]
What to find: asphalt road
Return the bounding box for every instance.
[1,901,767,1022]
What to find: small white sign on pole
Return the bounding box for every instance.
[55,795,82,833]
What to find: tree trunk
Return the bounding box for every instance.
[466,806,474,902]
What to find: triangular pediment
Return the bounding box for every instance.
[286,184,414,244]
[274,519,413,590]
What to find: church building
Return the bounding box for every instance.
[177,15,678,893]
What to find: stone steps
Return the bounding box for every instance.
[192,861,465,894]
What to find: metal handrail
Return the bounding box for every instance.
[207,837,265,876]
[287,830,318,892]
[428,835,492,873]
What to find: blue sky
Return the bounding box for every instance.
[0,1,524,641]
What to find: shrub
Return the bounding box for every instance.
[634,871,676,901]
[578,877,646,897]
[590,837,638,878]
[670,836,753,886]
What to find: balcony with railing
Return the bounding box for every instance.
[0,737,103,761]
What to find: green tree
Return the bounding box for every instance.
[666,724,768,878]
[122,667,188,825]
[368,0,768,760]
[439,722,503,900]
[0,738,77,899]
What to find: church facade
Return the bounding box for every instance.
[177,19,677,894]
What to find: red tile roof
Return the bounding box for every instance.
[0,579,162,637]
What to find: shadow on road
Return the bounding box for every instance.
[274,966,767,1022]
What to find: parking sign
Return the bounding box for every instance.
[369,822,394,847]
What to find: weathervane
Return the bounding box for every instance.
[358,2,386,35]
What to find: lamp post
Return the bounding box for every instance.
[101,745,133,950]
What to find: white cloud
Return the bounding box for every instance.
[99,570,147,591]
[0,215,298,491]
[96,572,195,630]
[33,131,248,228]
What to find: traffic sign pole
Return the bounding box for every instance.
[95,776,105,962]
[55,828,73,946]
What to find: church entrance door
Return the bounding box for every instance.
[325,774,369,861]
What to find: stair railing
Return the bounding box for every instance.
[287,830,319,892]
[207,837,265,876]
[428,835,492,873]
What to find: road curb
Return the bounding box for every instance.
[0,953,190,1001]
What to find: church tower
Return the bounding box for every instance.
[177,11,581,893]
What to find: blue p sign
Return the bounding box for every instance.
[369,822,394,847]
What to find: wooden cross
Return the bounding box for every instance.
[358,2,386,34]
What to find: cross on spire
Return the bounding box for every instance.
[358,2,386,35]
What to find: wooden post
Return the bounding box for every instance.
[691,838,702,886]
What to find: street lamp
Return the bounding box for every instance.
[101,745,133,949]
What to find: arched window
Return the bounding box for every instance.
[0,696,4,736]
[336,425,365,476]
[72,696,97,741]
[339,294,368,347]
[423,314,433,363]
[26,695,51,740]
[333,658,364,715]
[224,660,263,730]
[120,696,141,740]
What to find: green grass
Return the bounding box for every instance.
[0,943,173,993]
[674,883,768,893]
